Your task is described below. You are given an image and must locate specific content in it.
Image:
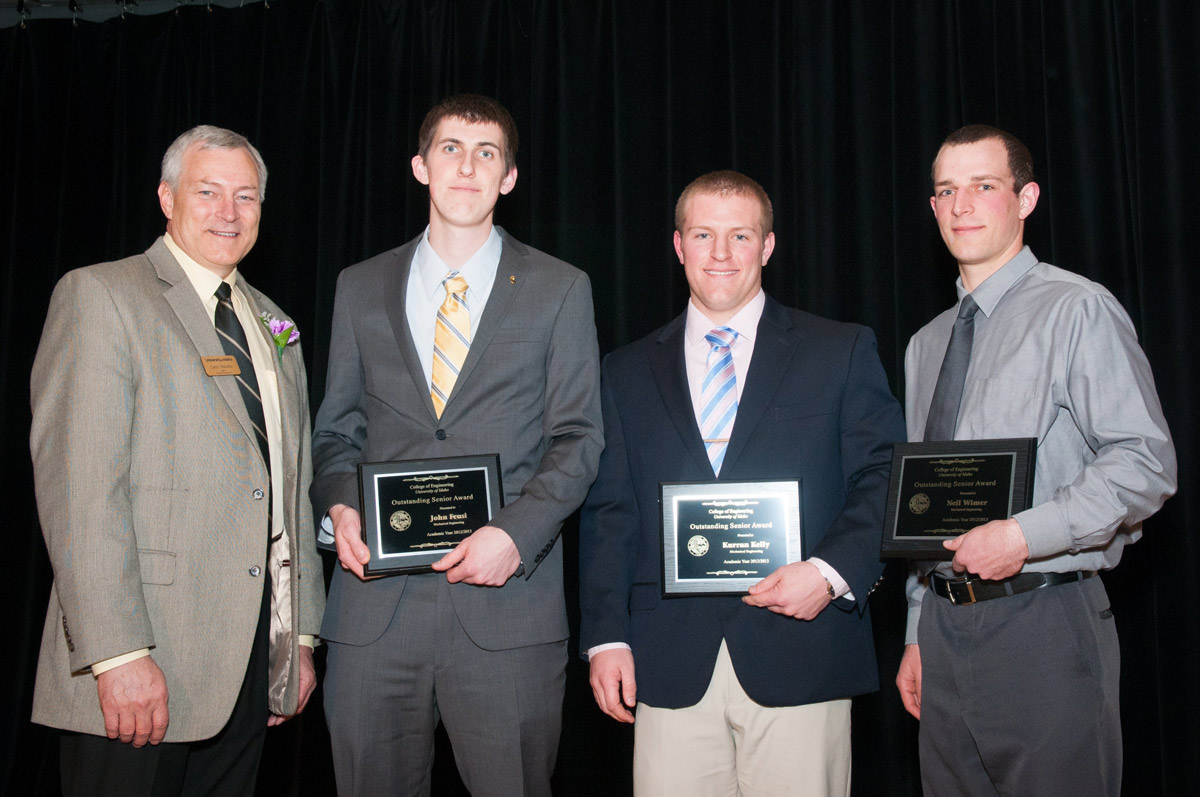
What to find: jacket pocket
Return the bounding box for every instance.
[137,548,177,586]
[629,582,660,611]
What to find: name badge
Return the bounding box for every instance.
[201,355,241,376]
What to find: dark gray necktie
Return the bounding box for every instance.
[923,295,980,441]
[214,282,271,475]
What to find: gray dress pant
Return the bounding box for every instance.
[324,573,567,797]
[918,575,1121,796]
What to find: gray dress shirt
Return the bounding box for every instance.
[903,246,1176,643]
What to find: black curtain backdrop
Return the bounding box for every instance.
[3,1,1197,794]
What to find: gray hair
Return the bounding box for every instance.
[160,125,269,201]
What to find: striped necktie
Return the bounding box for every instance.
[701,326,739,475]
[431,272,470,418]
[214,282,271,475]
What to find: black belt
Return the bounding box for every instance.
[931,571,1096,606]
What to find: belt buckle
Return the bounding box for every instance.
[948,579,978,606]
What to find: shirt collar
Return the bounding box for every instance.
[163,231,239,301]
[956,245,1038,317]
[414,225,502,300]
[685,289,765,345]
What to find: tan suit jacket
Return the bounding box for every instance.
[29,238,325,742]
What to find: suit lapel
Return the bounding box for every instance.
[148,239,263,460]
[649,315,714,475]
[381,239,438,419]
[453,233,523,394]
[721,298,798,474]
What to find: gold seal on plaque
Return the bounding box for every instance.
[908,493,931,515]
[389,510,413,531]
[687,535,710,557]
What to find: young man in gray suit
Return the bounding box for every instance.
[30,125,325,795]
[312,94,603,796]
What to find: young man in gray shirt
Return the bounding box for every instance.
[896,124,1176,795]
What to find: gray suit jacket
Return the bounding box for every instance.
[312,229,603,650]
[30,238,325,742]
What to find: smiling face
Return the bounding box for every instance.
[411,117,518,235]
[931,138,1039,286]
[158,144,262,278]
[674,191,775,325]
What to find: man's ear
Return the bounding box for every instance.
[411,155,430,186]
[760,232,776,266]
[499,166,518,196]
[1018,181,1040,220]
[158,182,175,219]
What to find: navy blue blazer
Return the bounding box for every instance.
[579,296,905,708]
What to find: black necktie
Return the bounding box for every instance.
[214,282,271,475]
[924,295,981,441]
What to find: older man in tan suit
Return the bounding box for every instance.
[30,125,324,795]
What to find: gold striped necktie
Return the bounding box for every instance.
[431,272,470,418]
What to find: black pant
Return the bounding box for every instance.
[60,579,271,797]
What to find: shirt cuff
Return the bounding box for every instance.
[807,557,855,602]
[586,642,632,660]
[91,648,151,676]
[318,512,336,548]
[299,635,316,649]
[1013,502,1069,559]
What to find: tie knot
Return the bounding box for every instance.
[443,273,469,297]
[705,326,738,350]
[958,295,980,320]
[215,282,233,303]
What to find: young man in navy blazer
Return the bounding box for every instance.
[580,171,905,795]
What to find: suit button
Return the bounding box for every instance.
[249,566,262,577]
[253,489,265,500]
[435,429,447,440]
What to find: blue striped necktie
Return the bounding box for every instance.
[701,327,739,475]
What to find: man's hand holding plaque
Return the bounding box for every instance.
[330,503,370,579]
[742,560,832,620]
[432,525,520,586]
[943,516,1029,579]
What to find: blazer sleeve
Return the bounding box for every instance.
[809,326,906,601]
[487,270,605,575]
[290,342,325,634]
[30,269,156,672]
[577,352,640,650]
[310,269,370,515]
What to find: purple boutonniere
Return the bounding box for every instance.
[259,312,300,361]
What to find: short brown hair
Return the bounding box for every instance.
[675,170,774,236]
[417,94,519,173]
[934,124,1035,192]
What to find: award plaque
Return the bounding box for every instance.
[881,438,1036,558]
[660,480,803,597]
[359,454,503,575]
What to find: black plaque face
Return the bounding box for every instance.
[881,439,1036,558]
[660,480,803,597]
[359,455,503,575]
